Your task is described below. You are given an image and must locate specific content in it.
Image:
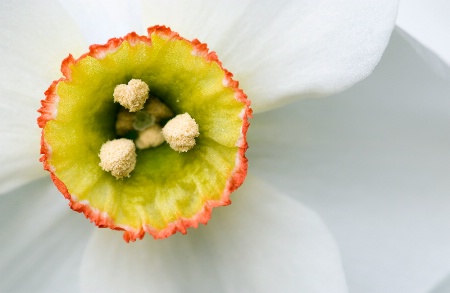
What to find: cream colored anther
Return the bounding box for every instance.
[115,108,135,136]
[135,125,165,149]
[99,138,136,179]
[144,97,174,121]
[162,113,199,152]
[113,79,149,112]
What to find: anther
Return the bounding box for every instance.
[113,79,150,112]
[135,125,165,149]
[162,113,199,152]
[144,97,174,122]
[99,138,136,179]
[115,108,135,136]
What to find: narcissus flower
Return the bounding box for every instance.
[0,0,401,292]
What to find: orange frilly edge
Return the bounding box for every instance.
[37,26,252,242]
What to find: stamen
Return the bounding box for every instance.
[135,125,165,150]
[113,79,150,112]
[98,138,136,179]
[144,97,174,122]
[162,113,200,152]
[115,108,135,136]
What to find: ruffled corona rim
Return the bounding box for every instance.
[38,26,251,242]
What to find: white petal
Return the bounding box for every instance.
[141,0,398,112]
[58,0,145,44]
[430,274,450,293]
[80,176,348,293]
[0,0,86,194]
[0,178,94,292]
[397,0,450,66]
[249,30,450,292]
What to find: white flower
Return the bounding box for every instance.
[0,0,418,292]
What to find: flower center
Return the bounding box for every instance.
[38,26,251,242]
[101,79,200,179]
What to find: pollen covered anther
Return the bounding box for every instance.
[162,113,200,152]
[144,97,174,122]
[115,108,135,136]
[113,79,150,112]
[135,124,165,149]
[99,138,136,179]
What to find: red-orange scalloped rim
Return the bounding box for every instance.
[38,25,252,242]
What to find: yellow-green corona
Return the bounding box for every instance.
[38,26,251,242]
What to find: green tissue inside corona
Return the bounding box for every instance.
[44,34,245,230]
